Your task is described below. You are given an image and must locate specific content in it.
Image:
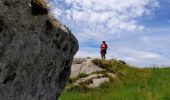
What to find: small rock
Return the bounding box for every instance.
[119,60,126,65]
[74,74,103,85]
[73,58,86,64]
[87,57,91,59]
[88,77,109,88]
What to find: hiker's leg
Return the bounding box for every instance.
[101,53,103,59]
[101,51,103,59]
[101,52,104,59]
[103,50,106,59]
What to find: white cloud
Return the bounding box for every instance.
[48,0,159,41]
[118,48,161,59]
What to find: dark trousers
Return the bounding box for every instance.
[101,50,106,59]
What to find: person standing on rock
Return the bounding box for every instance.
[100,41,108,59]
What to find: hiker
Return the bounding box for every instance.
[100,41,108,59]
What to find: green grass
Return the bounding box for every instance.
[59,59,170,100]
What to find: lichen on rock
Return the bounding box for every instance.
[0,0,79,100]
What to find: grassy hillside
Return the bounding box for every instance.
[59,59,170,100]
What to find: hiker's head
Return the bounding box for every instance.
[102,41,106,43]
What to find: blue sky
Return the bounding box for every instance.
[48,0,170,67]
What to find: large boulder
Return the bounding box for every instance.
[0,0,78,100]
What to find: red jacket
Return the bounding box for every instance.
[101,43,107,50]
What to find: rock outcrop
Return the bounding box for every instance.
[71,59,104,78]
[70,58,116,88]
[0,0,78,100]
[74,74,109,88]
[74,72,116,88]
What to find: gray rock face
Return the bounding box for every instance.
[88,77,109,88]
[70,59,104,78]
[80,59,104,75]
[0,0,78,100]
[73,73,116,88]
